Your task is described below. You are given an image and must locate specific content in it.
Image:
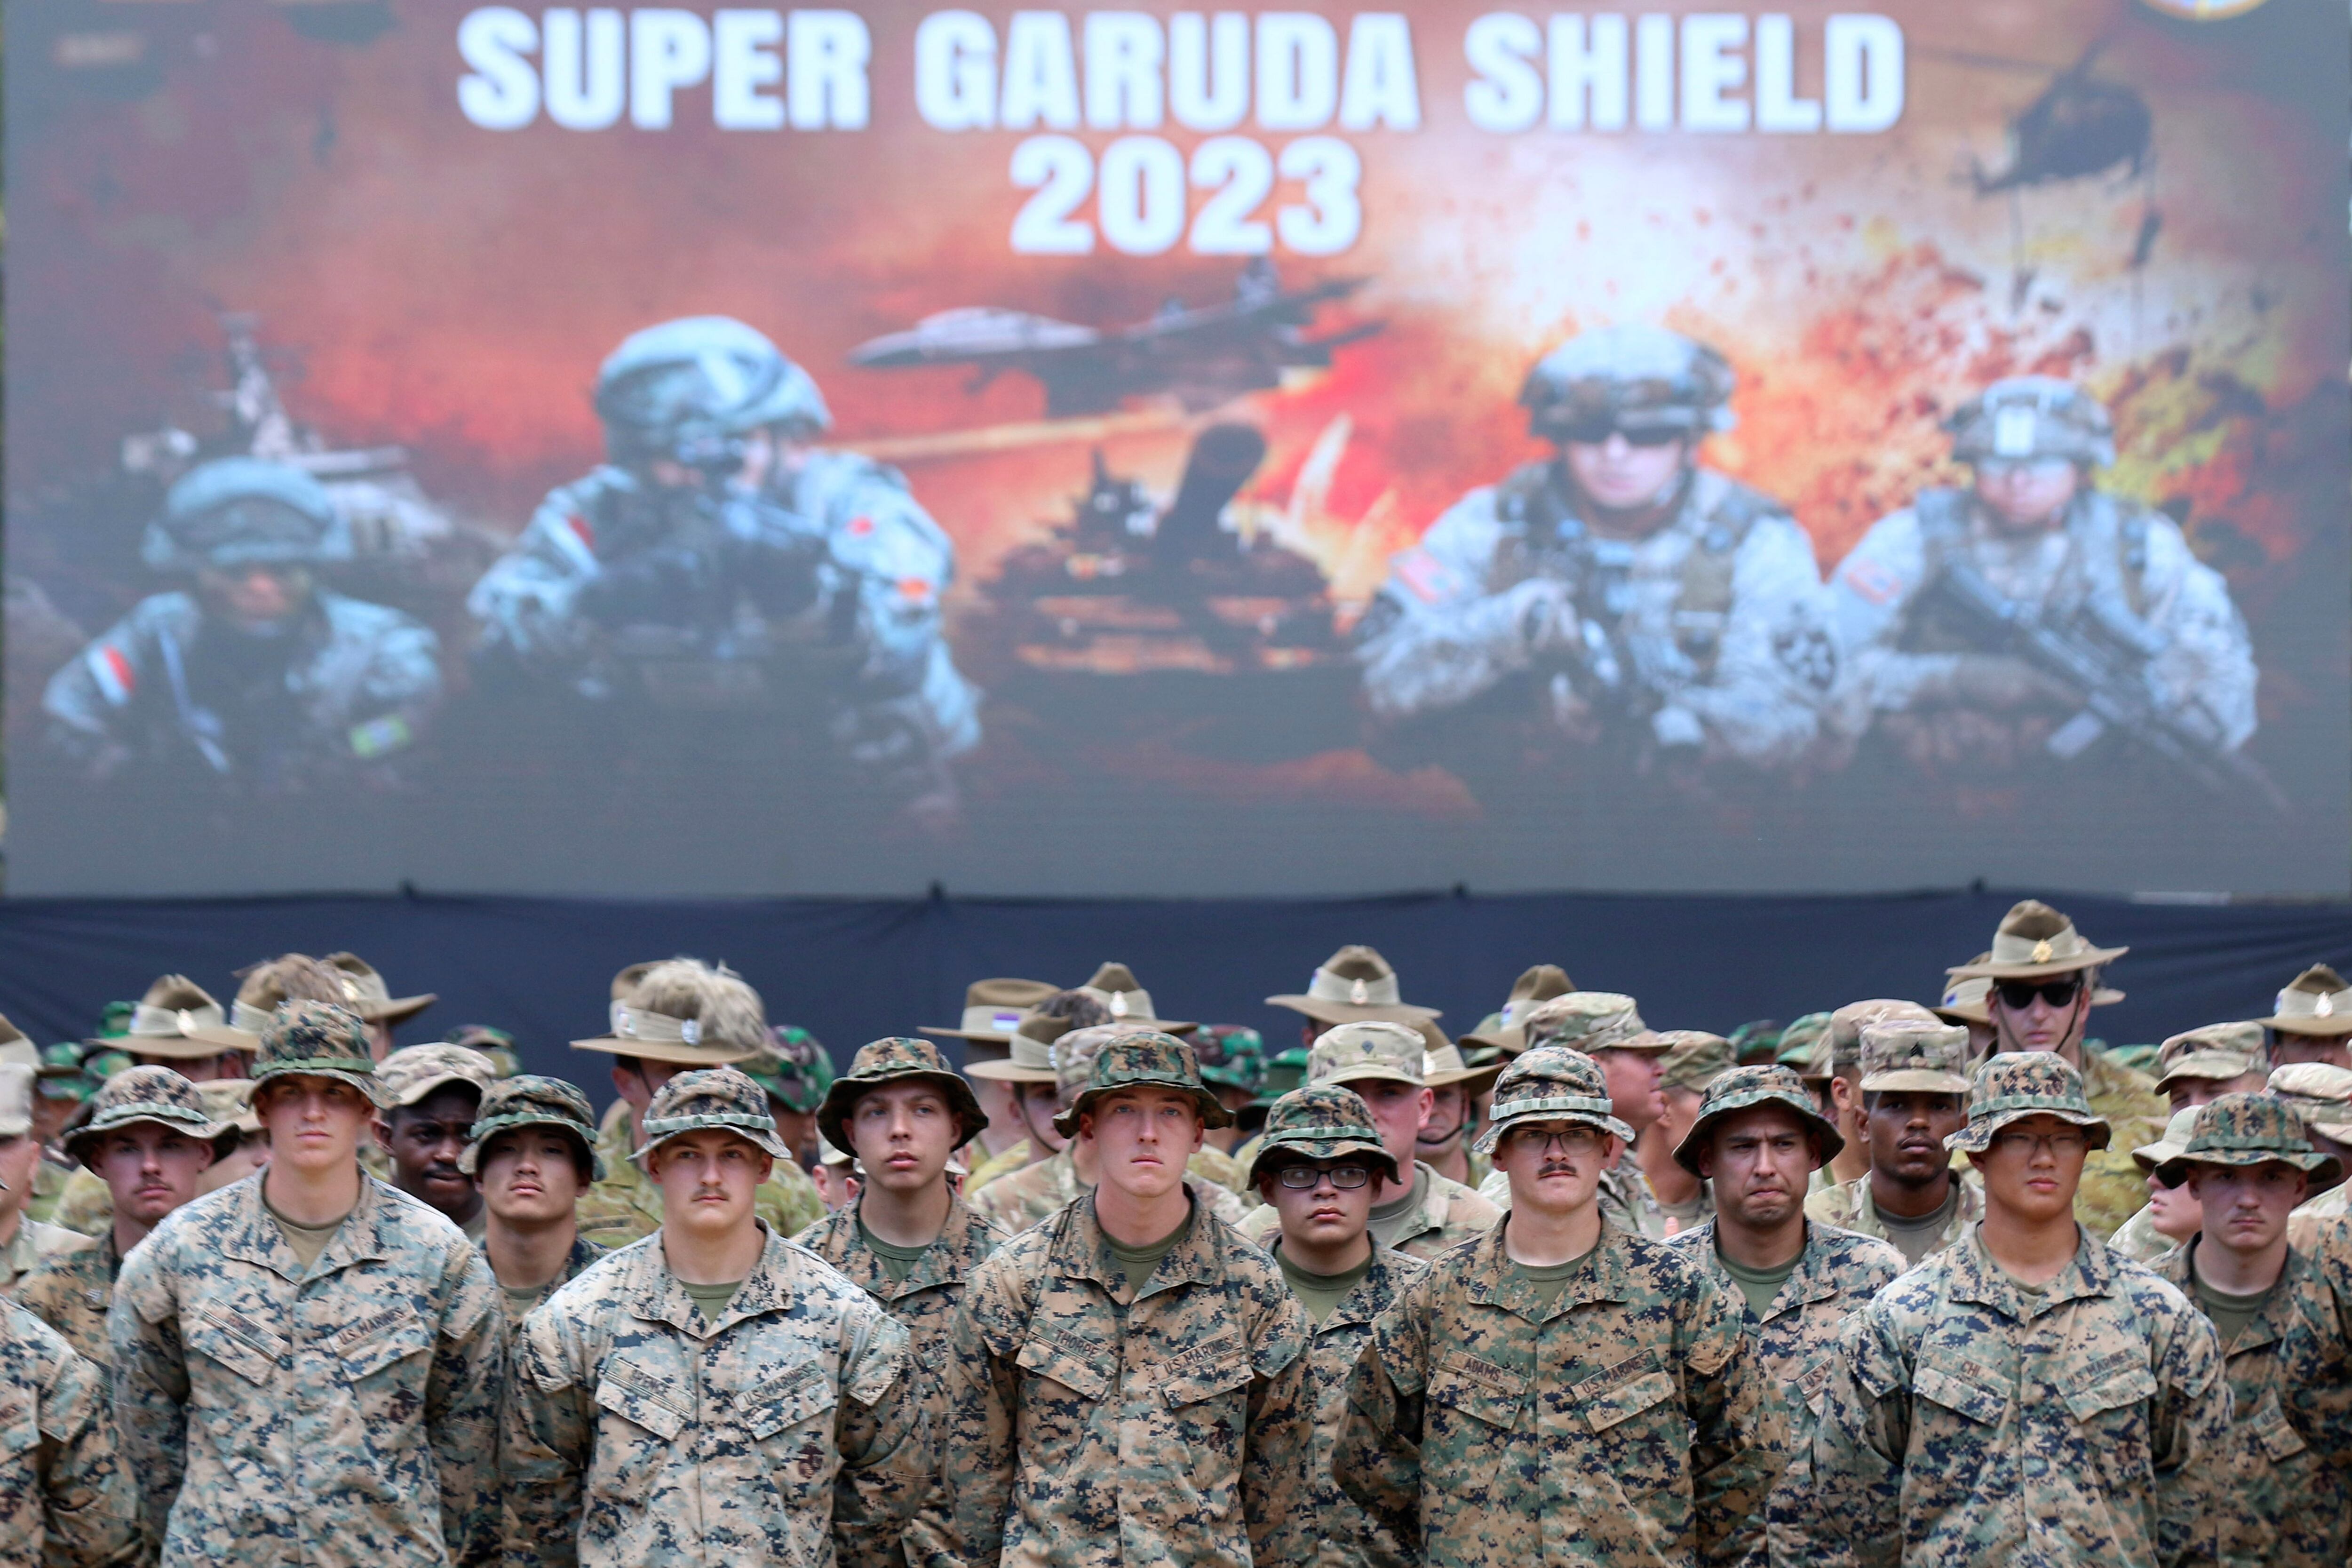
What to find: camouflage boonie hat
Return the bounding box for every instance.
[739,1026,834,1114]
[38,1041,124,1106]
[1471,1045,1635,1155]
[1829,1000,1939,1073]
[251,1001,385,1106]
[461,1075,605,1179]
[1246,1083,1398,1186]
[1519,992,1662,1056]
[1192,1026,1267,1095]
[63,1064,239,1165]
[1777,1012,1833,1077]
[1052,1023,1127,1102]
[1947,1051,2111,1154]
[2132,1106,2203,1175]
[1656,1032,1734,1096]
[632,1066,788,1165]
[1672,1064,1843,1176]
[375,1043,497,1109]
[818,1036,988,1157]
[1307,1021,1427,1089]
[1859,1020,1972,1095]
[2157,1092,2343,1188]
[445,1026,522,1081]
[1052,1030,1233,1137]
[2153,1022,2269,1095]
[2262,964,2352,1037]
[2267,1062,2352,1142]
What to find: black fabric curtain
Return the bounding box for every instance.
[3,889,2344,1095]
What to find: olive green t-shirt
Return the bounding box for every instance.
[1274,1243,1373,1325]
[1511,1238,1600,1309]
[1367,1169,1428,1252]
[1877,1185,1961,1269]
[1716,1242,1800,1319]
[1106,1211,1192,1297]
[264,1193,353,1275]
[858,1219,931,1284]
[2191,1259,2277,1349]
[681,1277,745,1321]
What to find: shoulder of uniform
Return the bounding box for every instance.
[370,1177,473,1250]
[1430,1170,1502,1222]
[1663,1221,1715,1256]
[1813,1224,1907,1281]
[138,1179,241,1259]
[1370,1245,1431,1285]
[0,1297,75,1372]
[1692,468,1795,525]
[792,1205,854,1255]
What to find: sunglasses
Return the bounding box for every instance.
[1272,1164,1373,1189]
[1995,978,2082,1010]
[1556,423,1686,448]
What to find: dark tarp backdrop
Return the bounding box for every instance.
[0,888,2340,1103]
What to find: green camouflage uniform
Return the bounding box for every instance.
[1335,1046,1779,1568]
[481,1236,607,1325]
[501,1065,933,1568]
[2078,1047,2167,1240]
[1478,994,1677,1238]
[1803,1052,2228,1568]
[794,1195,1008,1425]
[1801,1021,1984,1267]
[457,1075,612,1322]
[1803,1172,1986,1261]
[967,1146,1252,1234]
[2104,1204,2179,1265]
[109,1001,507,1568]
[2,1216,85,1297]
[908,1031,1315,1568]
[49,1170,109,1241]
[26,1158,72,1232]
[0,1296,138,1567]
[578,1102,822,1249]
[16,1232,121,1368]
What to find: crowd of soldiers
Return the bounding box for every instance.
[7,897,2352,1567]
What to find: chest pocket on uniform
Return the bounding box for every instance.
[1429,1350,1526,1429]
[596,1357,688,1443]
[0,1393,39,1462]
[2247,1392,2309,1462]
[1016,1333,1113,1402]
[327,1306,433,1384]
[2060,1361,2156,1424]
[1915,1358,2010,1427]
[1156,1336,1251,1410]
[1574,1354,1677,1435]
[739,1363,838,1441]
[185,1302,287,1387]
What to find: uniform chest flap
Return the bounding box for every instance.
[596,1354,689,1442]
[326,1304,435,1382]
[1016,1330,1113,1402]
[1152,1333,1251,1410]
[0,1391,37,1459]
[2059,1349,2157,1424]
[1913,1351,2010,1427]
[2246,1391,2309,1462]
[735,1361,838,1441]
[185,1301,290,1387]
[1430,1349,1527,1428]
[1572,1351,1677,1434]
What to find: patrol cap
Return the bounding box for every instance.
[964,1014,1072,1085]
[739,1027,834,1114]
[1052,1030,1232,1137]
[1520,325,1737,442]
[98,975,255,1057]
[1267,946,1442,1027]
[1947,900,2127,981]
[1946,376,2115,468]
[2153,1022,2269,1095]
[921,977,1060,1044]
[818,1036,987,1156]
[1520,992,1664,1056]
[2267,1062,2352,1143]
[322,954,437,1026]
[460,1074,604,1179]
[250,1000,386,1106]
[1456,964,1578,1060]
[1307,1021,1427,1089]
[375,1043,496,1110]
[1247,1083,1397,1186]
[2262,965,2352,1037]
[1076,963,1195,1035]
[1829,1000,1939,1072]
[1777,1012,1834,1079]
[1192,1027,1267,1095]
[632,1066,789,1165]
[2132,1106,2202,1175]
[1471,1045,1635,1155]
[1672,1064,1843,1176]
[1947,1051,2111,1154]
[2156,1092,2342,1189]
[0,1063,33,1139]
[1657,1032,1734,1096]
[1859,1020,1972,1095]
[572,958,766,1067]
[64,1065,239,1167]
[143,457,351,572]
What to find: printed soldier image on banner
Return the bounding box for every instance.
[5,0,2344,897]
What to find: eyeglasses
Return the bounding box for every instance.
[1988,1130,2089,1157]
[1273,1164,1373,1189]
[1556,423,1685,448]
[1509,1126,1606,1154]
[1995,978,2082,1011]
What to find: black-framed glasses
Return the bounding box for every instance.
[1508,1125,1606,1154]
[1996,978,2082,1010]
[1274,1164,1373,1189]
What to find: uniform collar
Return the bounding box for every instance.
[1319,1247,1416,1331]
[2169,1238,2306,1356]
[826,1193,1001,1298]
[223,1170,394,1282]
[628,1221,797,1337]
[1053,1191,1225,1303]
[1467,1213,1632,1322]
[1948,1221,2114,1321]
[1682,1218,1847,1322]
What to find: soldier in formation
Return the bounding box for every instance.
[373,1043,497,1242]
[2264,965,2352,1070]
[1804,1020,1983,1266]
[0,1065,86,1295]
[1475,992,1673,1238]
[464,1075,607,1320]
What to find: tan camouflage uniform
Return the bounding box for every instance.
[16,1233,120,1369]
[0,1296,138,1568]
[795,1195,1008,1422]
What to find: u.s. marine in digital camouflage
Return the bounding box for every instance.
[1335,1046,1780,1568]
[1803,1051,2229,1568]
[0,1295,138,1568]
[1476,993,1675,1240]
[501,1067,932,1568]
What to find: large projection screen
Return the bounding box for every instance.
[8,0,2345,897]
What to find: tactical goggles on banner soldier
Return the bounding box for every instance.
[1549,420,1688,448]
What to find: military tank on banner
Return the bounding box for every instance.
[967,423,1361,761]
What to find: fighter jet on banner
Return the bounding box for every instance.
[846,259,1383,418]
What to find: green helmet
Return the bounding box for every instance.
[593,316,831,469]
[1946,376,2114,468]
[1520,326,1736,444]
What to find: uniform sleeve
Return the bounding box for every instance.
[2146,1295,2227,1568]
[1356,490,1545,722]
[427,1244,506,1568]
[465,489,605,662]
[105,1241,189,1561]
[1679,1268,1780,1568]
[36,1340,141,1568]
[903,1261,1024,1568]
[499,1304,595,1568]
[1803,1308,1909,1568]
[1331,1284,1430,1552]
[2136,519,2257,751]
[1825,510,1959,725]
[1241,1293,1315,1568]
[830,1307,933,1568]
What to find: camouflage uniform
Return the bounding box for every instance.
[44,458,441,788]
[1804,1171,1986,1260]
[578,1095,824,1250]
[457,1075,609,1321]
[1478,994,1676,1238]
[907,1032,1315,1568]
[1802,1022,1985,1266]
[2,1064,88,1295]
[0,1296,139,1567]
[109,1002,506,1568]
[16,1233,121,1369]
[1803,1053,2229,1568]
[1335,1046,1778,1568]
[1358,327,1835,768]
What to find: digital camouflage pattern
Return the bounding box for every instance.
[967,1146,1252,1234]
[2,1216,86,1297]
[577,1102,822,1250]
[906,1192,1314,1568]
[1287,1246,1428,1568]
[1248,1160,1499,1260]
[2288,1181,2352,1255]
[26,1158,73,1232]
[1803,1170,1986,1263]
[1332,1218,1779,1568]
[1805,1227,2229,1568]
[110,1174,506,1568]
[16,1230,122,1368]
[1667,1219,1904,1565]
[2103,1203,2180,1266]
[0,1295,138,1568]
[2152,1239,2352,1568]
[501,1227,930,1568]
[461,1075,605,1181]
[484,1235,608,1325]
[793,1193,1009,1425]
[1245,1084,1398,1184]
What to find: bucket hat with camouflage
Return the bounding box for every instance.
[1656,1032,1734,1097]
[1947,1051,2111,1154]
[461,1075,605,1179]
[445,1026,523,1081]
[375,1043,497,1109]
[629,1066,789,1166]
[2153,1021,2269,1096]
[2131,1106,2204,1176]
[1245,1083,1398,1186]
[818,1036,988,1155]
[1306,1020,1427,1089]
[1858,1020,1973,1095]
[1470,1045,1636,1155]
[1051,1029,1233,1137]
[2261,964,2352,1037]
[250,1000,386,1106]
[62,1065,239,1165]
[2156,1091,2343,1189]
[1727,1019,1783,1067]
[1671,1063,1843,1176]
[1519,992,1666,1056]
[2267,1062,2352,1142]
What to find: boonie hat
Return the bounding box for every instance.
[1947,1051,2111,1154]
[1946,900,2127,981]
[323,953,437,1026]
[1471,1045,1635,1155]
[1267,946,1441,1026]
[1778,1013,1834,1078]
[2262,965,2352,1037]
[64,1064,244,1166]
[251,1001,386,1106]
[1246,1083,1397,1186]
[1671,1063,1843,1176]
[1519,992,1663,1056]
[632,1066,789,1165]
[2156,1092,2343,1189]
[1858,1020,1972,1095]
[461,1075,605,1179]
[1052,1030,1232,1137]
[739,1027,833,1114]
[818,1036,988,1157]
[1193,1027,1267,1095]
